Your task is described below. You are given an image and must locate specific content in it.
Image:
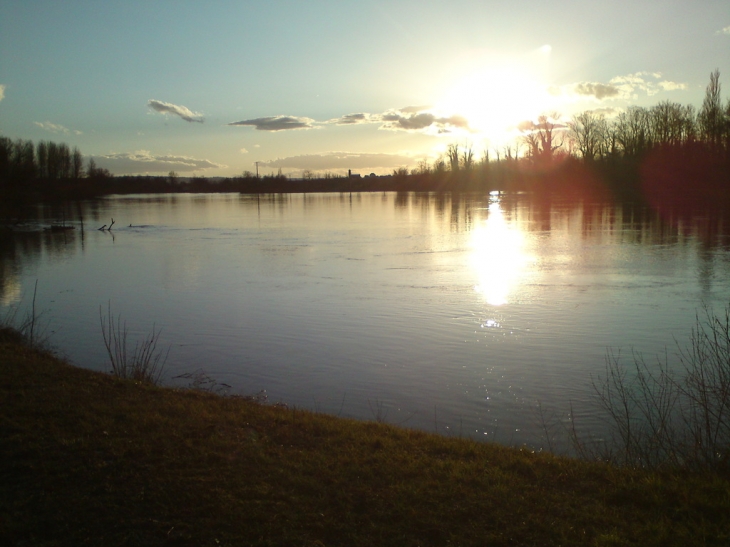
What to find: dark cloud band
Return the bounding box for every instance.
[228,116,315,131]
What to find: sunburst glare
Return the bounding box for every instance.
[436,53,556,146]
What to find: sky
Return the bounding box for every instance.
[0,0,728,178]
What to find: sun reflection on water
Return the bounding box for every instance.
[470,194,532,306]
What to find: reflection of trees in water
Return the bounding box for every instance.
[2,192,730,304]
[0,229,84,304]
[0,200,91,305]
[390,191,730,294]
[0,230,42,305]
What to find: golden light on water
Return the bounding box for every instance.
[470,195,532,306]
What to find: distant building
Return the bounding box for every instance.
[348,169,362,179]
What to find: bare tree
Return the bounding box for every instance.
[0,137,11,183]
[614,107,652,157]
[57,143,71,179]
[413,159,431,176]
[698,69,723,149]
[568,111,607,161]
[446,143,460,173]
[432,156,447,178]
[650,101,696,147]
[12,139,36,182]
[71,147,84,180]
[522,113,564,164]
[36,141,48,179]
[460,145,475,171]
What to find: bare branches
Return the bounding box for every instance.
[100,303,168,385]
[577,305,730,471]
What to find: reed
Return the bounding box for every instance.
[100,302,169,384]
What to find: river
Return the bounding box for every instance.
[2,191,729,453]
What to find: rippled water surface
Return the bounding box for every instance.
[3,192,730,451]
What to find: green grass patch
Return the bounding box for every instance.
[1,328,729,546]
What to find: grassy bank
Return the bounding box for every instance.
[1,327,729,546]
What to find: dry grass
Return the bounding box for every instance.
[1,330,729,546]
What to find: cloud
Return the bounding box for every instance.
[33,121,82,135]
[608,72,671,97]
[92,150,225,175]
[148,99,204,123]
[586,107,621,117]
[0,84,5,102]
[329,112,375,125]
[516,118,567,133]
[240,148,249,154]
[227,115,315,131]
[718,25,730,35]
[571,82,621,100]
[552,72,688,102]
[658,80,688,91]
[379,107,469,134]
[330,107,470,134]
[398,105,432,114]
[260,152,413,171]
[231,107,468,135]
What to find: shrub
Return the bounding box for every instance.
[100,303,169,385]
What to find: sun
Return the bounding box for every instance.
[436,58,555,145]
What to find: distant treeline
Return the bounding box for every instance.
[2,71,729,210]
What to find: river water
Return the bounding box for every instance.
[2,191,730,452]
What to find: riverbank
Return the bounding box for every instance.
[1,327,729,547]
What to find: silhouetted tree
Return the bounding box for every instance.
[446,143,460,173]
[36,141,48,179]
[649,101,696,147]
[0,137,12,184]
[71,147,84,180]
[522,113,564,164]
[698,69,724,150]
[460,145,475,172]
[568,111,607,161]
[87,157,112,179]
[11,139,36,183]
[614,107,652,157]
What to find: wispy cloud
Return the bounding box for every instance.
[92,150,224,175]
[551,72,687,101]
[718,25,730,35]
[610,72,663,97]
[148,99,204,123]
[261,152,413,171]
[0,84,5,102]
[228,116,315,131]
[328,107,469,135]
[329,113,376,125]
[658,80,688,91]
[33,120,82,135]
